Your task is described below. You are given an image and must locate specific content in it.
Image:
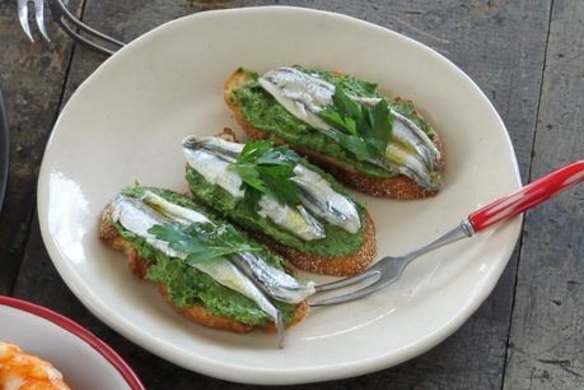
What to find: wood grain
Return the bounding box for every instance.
[0,0,83,294]
[503,0,584,388]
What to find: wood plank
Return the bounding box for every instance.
[14,1,550,388]
[503,1,584,388]
[0,0,83,294]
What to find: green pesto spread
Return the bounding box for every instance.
[185,161,366,257]
[113,186,297,326]
[229,67,438,178]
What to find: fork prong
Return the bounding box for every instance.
[17,0,34,42]
[54,17,116,55]
[314,270,380,292]
[309,281,387,307]
[54,0,125,47]
[34,0,50,42]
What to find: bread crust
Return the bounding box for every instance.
[99,204,308,334]
[224,68,445,199]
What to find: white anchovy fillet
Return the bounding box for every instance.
[353,98,441,172]
[182,136,326,241]
[229,252,315,303]
[185,136,361,234]
[292,165,361,233]
[141,190,210,225]
[258,67,442,190]
[182,138,244,198]
[111,194,286,346]
[257,196,325,240]
[259,67,336,134]
[382,144,442,189]
[195,136,244,158]
[390,110,441,170]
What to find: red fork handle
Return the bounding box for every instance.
[468,160,584,233]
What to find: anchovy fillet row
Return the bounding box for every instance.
[183,136,336,241]
[182,136,361,235]
[258,67,442,190]
[111,193,316,346]
[182,138,245,199]
[138,191,315,303]
[183,137,327,240]
[229,251,314,303]
[292,165,361,234]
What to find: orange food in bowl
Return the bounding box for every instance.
[0,342,71,390]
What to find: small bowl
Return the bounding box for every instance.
[0,296,145,390]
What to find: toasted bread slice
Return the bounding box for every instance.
[224,68,445,199]
[99,204,308,335]
[186,128,377,276]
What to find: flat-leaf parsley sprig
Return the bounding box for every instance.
[228,140,301,206]
[149,222,261,264]
[319,86,393,162]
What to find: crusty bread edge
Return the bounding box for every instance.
[224,68,445,199]
[99,204,309,334]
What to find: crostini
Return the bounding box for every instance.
[99,186,311,346]
[224,66,445,199]
[182,130,376,276]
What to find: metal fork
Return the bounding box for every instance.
[17,0,125,55]
[17,0,49,42]
[310,160,584,306]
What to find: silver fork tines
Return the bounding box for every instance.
[309,220,475,307]
[34,0,49,41]
[17,0,125,55]
[18,0,49,42]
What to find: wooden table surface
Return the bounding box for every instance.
[1,1,583,389]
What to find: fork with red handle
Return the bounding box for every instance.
[311,160,584,306]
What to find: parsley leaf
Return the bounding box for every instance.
[319,86,393,163]
[149,222,261,264]
[228,140,301,206]
[320,110,358,136]
[332,85,362,121]
[319,127,371,161]
[232,163,266,192]
[362,99,393,154]
[257,147,299,166]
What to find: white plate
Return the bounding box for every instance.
[37,6,521,385]
[0,296,144,389]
